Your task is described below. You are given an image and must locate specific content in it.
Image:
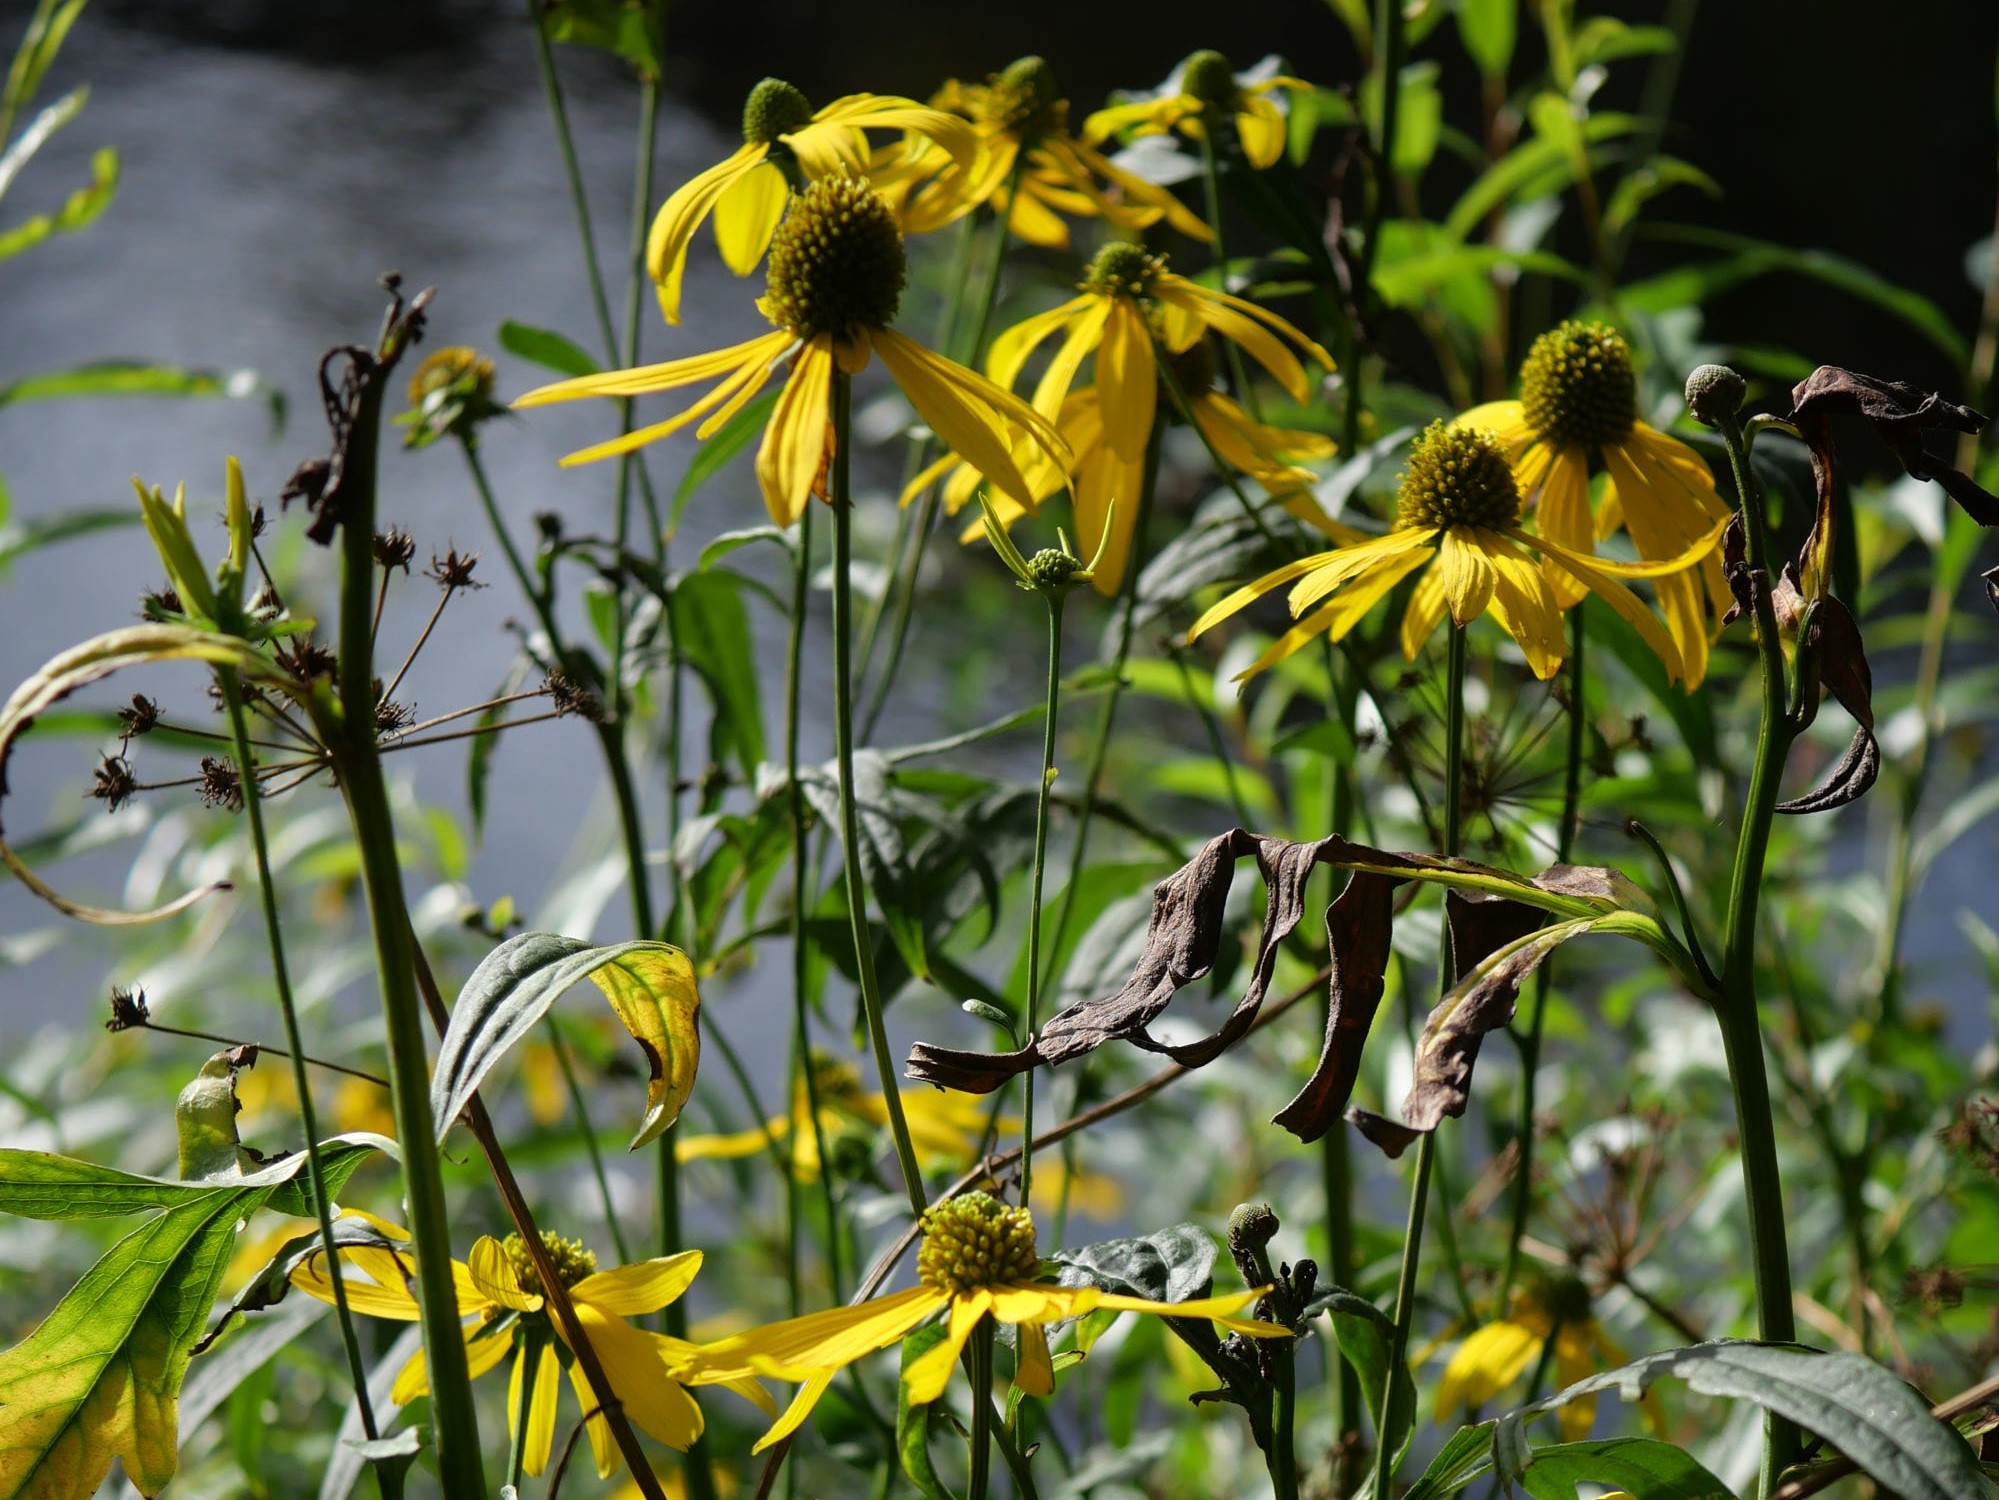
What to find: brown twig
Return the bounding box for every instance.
[407,935,671,1500]
[132,1020,388,1087]
[751,961,1337,1499]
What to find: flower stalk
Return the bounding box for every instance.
[1020,586,1065,1204]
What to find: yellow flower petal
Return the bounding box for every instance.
[677,1286,945,1384]
[646,143,766,325]
[755,336,835,527]
[987,1284,1100,1324]
[1454,399,1535,455]
[987,295,1095,396]
[1435,1319,1543,1420]
[1027,298,1113,423]
[468,1235,541,1312]
[572,1302,706,1451]
[1401,561,1449,659]
[1534,445,1594,608]
[1235,94,1287,168]
[677,1117,792,1163]
[567,1361,617,1478]
[1096,297,1158,461]
[510,1339,562,1477]
[659,1335,779,1415]
[1015,1320,1056,1397]
[1186,549,1340,642]
[1515,526,1688,684]
[1234,545,1432,680]
[711,160,790,277]
[1437,528,1498,625]
[390,1325,512,1406]
[903,1289,993,1405]
[516,329,794,406]
[751,1372,835,1454]
[1483,541,1567,680]
[1288,530,1435,617]
[573,1249,703,1317]
[874,328,1056,513]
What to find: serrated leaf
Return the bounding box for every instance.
[497,319,598,379]
[431,932,701,1150]
[1495,1342,1984,1500]
[0,1144,380,1499]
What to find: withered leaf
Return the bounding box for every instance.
[1776,594,1878,815]
[1270,871,1401,1143]
[1447,888,1549,981]
[1787,366,1999,528]
[1345,1108,1421,1159]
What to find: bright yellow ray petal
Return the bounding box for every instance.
[1027,298,1112,423]
[468,1236,541,1312]
[987,295,1095,394]
[1401,560,1449,659]
[1454,400,1536,455]
[566,1362,617,1478]
[1535,445,1594,607]
[903,1290,994,1405]
[1186,550,1342,642]
[572,1303,705,1450]
[1235,95,1287,168]
[573,1250,703,1317]
[1482,540,1567,679]
[755,336,834,527]
[290,1245,422,1321]
[519,1339,562,1477]
[515,330,791,407]
[1016,1320,1056,1397]
[750,1372,836,1454]
[1096,297,1158,461]
[657,1336,779,1415]
[1158,283,1312,402]
[1514,528,1687,684]
[874,328,1055,511]
[1438,528,1498,625]
[646,143,765,325]
[1289,530,1435,616]
[1436,1320,1542,1419]
[711,160,791,276]
[987,1285,1100,1324]
[1091,1288,1289,1337]
[678,1286,945,1384]
[677,1115,793,1163]
[1059,137,1213,242]
[559,339,785,469]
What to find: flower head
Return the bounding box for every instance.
[517,175,1067,528]
[882,56,1211,251]
[1083,50,1310,170]
[1434,1274,1633,1442]
[645,80,975,324]
[914,240,1334,592]
[1189,420,1722,683]
[290,1214,771,1479]
[671,1192,1286,1453]
[399,345,502,450]
[1458,320,1733,685]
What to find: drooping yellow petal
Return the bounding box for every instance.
[657,1335,778,1415]
[903,1290,994,1405]
[1435,1319,1542,1420]
[751,1372,836,1455]
[675,1286,945,1384]
[712,160,790,276]
[1401,561,1450,659]
[677,1116,793,1163]
[1157,277,1335,398]
[987,1284,1100,1324]
[391,1324,512,1406]
[1096,297,1158,462]
[875,327,1066,512]
[1482,541,1567,680]
[755,336,835,527]
[467,1236,542,1312]
[1233,545,1432,680]
[1073,417,1148,595]
[571,1303,705,1451]
[987,295,1095,396]
[1015,1320,1056,1397]
[1287,529,1435,617]
[559,342,784,469]
[290,1243,422,1321]
[1437,528,1498,625]
[1235,94,1287,168]
[646,143,766,325]
[1091,1287,1289,1337]
[573,1249,703,1317]
[1515,527,1687,685]
[1454,399,1535,456]
[512,1339,562,1477]
[1026,298,1113,424]
[1186,549,1343,642]
[1055,137,1213,242]
[567,1362,617,1478]
[1534,445,1594,607]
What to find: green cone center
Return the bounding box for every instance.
[743,78,814,145]
[1520,320,1636,450]
[503,1231,598,1298]
[1180,49,1238,108]
[1083,241,1164,300]
[761,176,907,340]
[1396,421,1522,532]
[917,1191,1042,1295]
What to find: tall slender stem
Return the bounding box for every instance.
[1019,592,1065,1204]
[966,1321,996,1500]
[1369,622,1465,1500]
[1499,604,1588,1316]
[831,370,929,1217]
[332,328,486,1499]
[1198,128,1262,425]
[546,1017,633,1264]
[1713,411,1800,1494]
[1343,0,1404,456]
[1319,638,1362,1493]
[217,670,385,1487]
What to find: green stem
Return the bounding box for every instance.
[967,1320,995,1500]
[831,369,929,1217]
[1020,591,1066,1205]
[545,1017,633,1264]
[1714,411,1800,1495]
[333,329,486,1498]
[217,671,383,1468]
[1344,0,1404,456]
[1319,637,1362,1492]
[1499,605,1588,1316]
[1198,128,1262,425]
[508,1328,542,1490]
[1369,622,1466,1500]
[1272,1339,1299,1500]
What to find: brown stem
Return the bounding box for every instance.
[134,1020,388,1086]
[407,937,670,1500]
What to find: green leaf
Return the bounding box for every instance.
[1401,1420,1498,1499]
[669,568,767,785]
[792,753,931,980]
[539,0,661,75]
[670,388,781,534]
[497,319,599,379]
[1601,155,1721,240]
[1495,1342,1985,1500]
[0,506,138,572]
[3,0,88,120]
[896,1323,953,1500]
[1444,113,1642,239]
[431,932,701,1150]
[1052,1223,1219,1305]
[1512,1437,1732,1499]
[0,1136,381,1222]
[1310,1289,1416,1472]
[1456,0,1517,78]
[1622,227,1970,366]
[698,525,791,571]
[0,141,115,260]
[0,81,83,203]
[0,1144,376,1499]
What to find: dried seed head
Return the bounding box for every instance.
[501,1230,598,1299]
[141,585,184,622]
[1395,421,1522,532]
[198,757,244,812]
[759,175,907,342]
[917,1190,1042,1295]
[1520,321,1636,450]
[374,528,417,573]
[425,547,484,591]
[1083,241,1165,300]
[742,77,814,146]
[105,984,151,1031]
[90,755,138,812]
[544,672,603,722]
[373,696,415,735]
[118,695,161,739]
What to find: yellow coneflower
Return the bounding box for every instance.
[517,175,1068,529]
[290,1214,771,1479]
[645,78,977,324]
[1434,1275,1641,1442]
[1457,321,1735,685]
[877,55,1211,251]
[1083,50,1309,170]
[671,1192,1285,1452]
[1188,421,1722,682]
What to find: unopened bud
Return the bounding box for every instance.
[1684,363,1746,426]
